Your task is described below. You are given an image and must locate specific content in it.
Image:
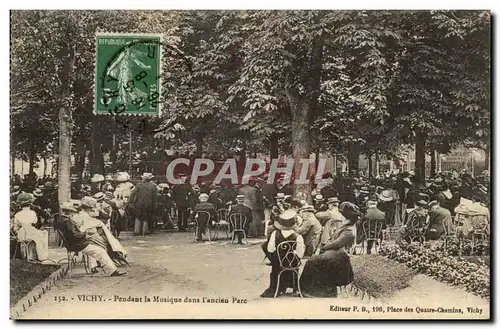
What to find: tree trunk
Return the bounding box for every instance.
[195,133,203,158]
[74,140,87,179]
[11,152,15,178]
[269,134,278,159]
[375,153,380,177]
[347,143,360,174]
[485,144,490,172]
[90,115,104,174]
[315,147,320,176]
[286,85,311,199]
[110,129,117,169]
[414,130,426,184]
[368,153,373,178]
[43,157,48,177]
[58,44,76,206]
[28,136,36,174]
[430,148,436,177]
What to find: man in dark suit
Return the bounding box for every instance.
[171,181,192,232]
[426,200,452,240]
[228,195,252,244]
[129,173,157,235]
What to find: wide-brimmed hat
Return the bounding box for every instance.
[327,196,340,204]
[378,190,394,202]
[115,172,130,182]
[90,174,105,183]
[141,172,154,180]
[61,201,78,213]
[199,193,209,202]
[301,204,315,212]
[276,193,285,199]
[81,196,97,209]
[339,202,361,222]
[16,192,34,206]
[236,194,245,200]
[428,200,439,208]
[274,209,297,230]
[93,192,105,201]
[33,188,43,197]
[416,199,429,208]
[71,200,82,211]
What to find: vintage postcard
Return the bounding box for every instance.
[9,9,490,320]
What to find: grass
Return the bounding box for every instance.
[351,255,417,299]
[10,259,60,307]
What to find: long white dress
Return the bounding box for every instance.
[13,207,49,260]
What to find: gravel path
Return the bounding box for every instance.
[17,231,488,319]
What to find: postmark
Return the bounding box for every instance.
[95,34,162,116]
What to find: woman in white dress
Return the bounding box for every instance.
[13,193,49,261]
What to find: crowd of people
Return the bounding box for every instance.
[9,166,490,293]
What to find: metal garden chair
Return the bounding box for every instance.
[406,212,428,244]
[468,214,489,255]
[55,229,91,276]
[194,211,212,242]
[274,240,303,298]
[212,208,230,240]
[229,213,248,245]
[362,220,384,254]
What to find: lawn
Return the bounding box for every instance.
[351,254,417,299]
[10,259,60,307]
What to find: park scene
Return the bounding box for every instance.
[10,10,490,319]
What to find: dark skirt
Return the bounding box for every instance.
[299,248,354,297]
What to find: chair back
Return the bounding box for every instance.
[442,217,456,236]
[195,210,211,226]
[10,201,20,216]
[217,209,228,222]
[55,228,71,251]
[362,220,384,240]
[468,215,489,235]
[111,210,120,223]
[53,213,70,229]
[406,212,428,236]
[276,240,301,270]
[229,213,247,230]
[157,201,165,213]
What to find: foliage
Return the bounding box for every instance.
[380,241,490,298]
[10,10,491,182]
[351,254,417,299]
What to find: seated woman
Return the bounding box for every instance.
[12,193,49,261]
[72,197,128,272]
[299,202,360,298]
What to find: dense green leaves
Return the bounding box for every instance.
[11,10,490,182]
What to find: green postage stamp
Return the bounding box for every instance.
[94,34,162,116]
